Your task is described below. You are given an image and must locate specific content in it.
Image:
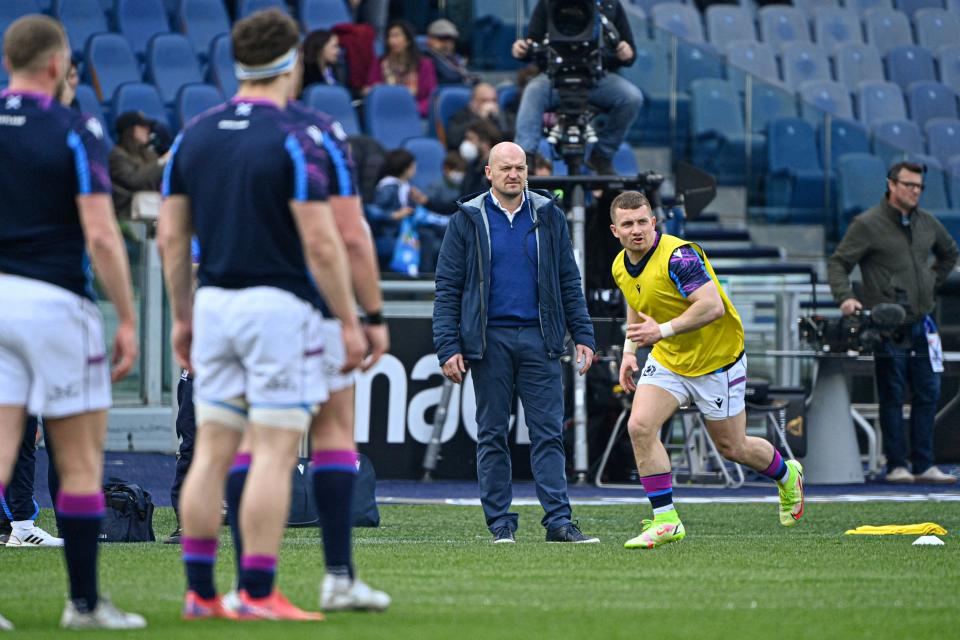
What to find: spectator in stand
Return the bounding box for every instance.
[446,82,514,152]
[302,29,349,91]
[423,19,476,86]
[365,20,437,117]
[460,119,501,197]
[109,111,167,220]
[423,151,466,213]
[55,59,78,109]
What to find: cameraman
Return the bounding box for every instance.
[828,161,959,485]
[511,0,642,175]
[109,111,169,220]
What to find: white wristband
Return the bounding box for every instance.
[623,338,637,355]
[658,321,676,339]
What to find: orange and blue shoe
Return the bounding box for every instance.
[237,590,325,621]
[624,511,686,550]
[778,459,805,526]
[182,591,238,620]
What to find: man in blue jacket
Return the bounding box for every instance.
[433,141,598,544]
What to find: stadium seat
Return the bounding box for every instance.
[758,6,811,51]
[836,152,887,232]
[948,156,960,208]
[432,85,471,147]
[690,78,764,184]
[0,0,40,35]
[364,85,422,150]
[85,33,141,103]
[819,117,871,172]
[178,0,231,61]
[751,84,798,134]
[302,84,360,136]
[237,0,289,17]
[497,85,518,114]
[893,0,944,18]
[873,119,924,166]
[857,80,907,126]
[725,40,781,89]
[676,41,725,93]
[864,9,913,55]
[402,137,445,192]
[300,0,352,32]
[914,9,960,52]
[208,34,238,99]
[765,117,831,217]
[814,8,863,51]
[925,118,960,168]
[885,45,937,93]
[706,5,756,50]
[910,155,952,212]
[908,82,958,129]
[74,84,112,146]
[799,80,855,121]
[781,43,832,88]
[146,34,202,106]
[111,82,169,132]
[939,45,960,95]
[833,43,885,94]
[621,41,683,147]
[55,0,109,59]
[622,3,649,42]
[793,0,841,15]
[176,82,222,129]
[652,3,705,43]
[846,0,894,11]
[117,0,170,61]
[612,142,639,175]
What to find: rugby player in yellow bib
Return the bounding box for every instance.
[608,191,805,549]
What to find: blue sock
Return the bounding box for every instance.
[182,537,218,599]
[311,450,358,578]
[240,555,276,599]
[226,453,250,580]
[57,492,104,612]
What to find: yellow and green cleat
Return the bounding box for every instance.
[624,511,685,550]
[778,459,805,526]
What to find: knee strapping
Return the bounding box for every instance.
[248,404,317,432]
[195,397,248,431]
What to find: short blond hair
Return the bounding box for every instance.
[3,15,67,74]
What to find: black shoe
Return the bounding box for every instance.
[545,521,600,543]
[492,526,516,544]
[162,526,182,545]
[585,150,616,176]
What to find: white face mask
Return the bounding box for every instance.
[447,170,464,185]
[459,140,479,162]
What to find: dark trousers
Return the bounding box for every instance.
[470,326,573,533]
[170,374,196,519]
[1,416,59,524]
[875,320,941,473]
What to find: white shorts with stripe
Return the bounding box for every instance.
[320,319,355,394]
[638,353,747,421]
[0,274,111,418]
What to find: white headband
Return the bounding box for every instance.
[234,48,298,81]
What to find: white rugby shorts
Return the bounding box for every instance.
[320,319,355,394]
[0,274,111,417]
[637,353,747,421]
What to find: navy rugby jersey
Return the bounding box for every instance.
[0,90,111,299]
[285,100,357,199]
[163,97,334,307]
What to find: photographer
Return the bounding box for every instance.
[109,111,168,220]
[828,161,959,485]
[511,0,643,175]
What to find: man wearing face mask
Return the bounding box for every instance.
[446,82,514,152]
[109,111,169,220]
[423,152,467,213]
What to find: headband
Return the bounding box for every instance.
[234,47,298,81]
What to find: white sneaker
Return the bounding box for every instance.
[914,466,958,484]
[221,589,241,613]
[60,598,147,630]
[0,612,13,631]
[885,466,914,484]
[6,522,63,547]
[320,574,391,612]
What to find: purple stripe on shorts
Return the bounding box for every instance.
[182,537,218,557]
[88,354,106,365]
[56,491,105,516]
[639,472,672,493]
[242,554,277,572]
[728,376,746,388]
[303,346,325,357]
[312,450,358,469]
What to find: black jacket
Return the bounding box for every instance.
[523,0,636,71]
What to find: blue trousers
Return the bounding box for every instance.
[1,416,59,525]
[470,326,573,533]
[874,320,941,474]
[170,374,196,518]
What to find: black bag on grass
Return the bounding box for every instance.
[285,454,380,528]
[99,478,155,542]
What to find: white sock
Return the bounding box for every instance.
[653,505,677,517]
[11,520,33,534]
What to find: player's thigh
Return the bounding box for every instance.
[311,386,355,450]
[633,355,686,435]
[44,410,108,491]
[0,406,27,486]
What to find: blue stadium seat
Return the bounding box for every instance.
[403,137,445,192]
[833,43,885,93]
[85,33,141,102]
[837,152,887,232]
[705,5,756,50]
[846,0,893,11]
[690,78,764,184]
[799,80,855,120]
[864,8,913,54]
[74,84,112,146]
[751,84,798,133]
[112,82,169,132]
[0,0,40,34]
[364,85,422,150]
[925,118,960,168]
[208,33,237,99]
[781,43,832,88]
[612,143,639,175]
[857,80,907,125]
[725,40,780,89]
[893,0,944,19]
[622,3,649,42]
[176,82,222,129]
[793,0,841,15]
[178,0,231,61]
[652,3,705,43]
[238,0,289,17]
[908,82,958,128]
[885,45,937,93]
[819,117,870,172]
[117,0,170,61]
[758,6,811,51]
[948,156,960,209]
[915,9,960,52]
[910,154,952,212]
[300,0,352,32]
[813,9,863,51]
[939,44,960,95]
[302,83,360,136]
[621,41,683,146]
[470,13,524,71]
[55,0,109,59]
[676,41,725,93]
[146,33,202,106]
[873,119,924,165]
[0,40,6,89]
[432,85,471,146]
[497,85,518,114]
[765,117,830,216]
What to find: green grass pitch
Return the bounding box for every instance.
[2,501,959,639]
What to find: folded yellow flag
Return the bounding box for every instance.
[844,523,948,536]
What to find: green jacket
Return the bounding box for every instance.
[827,199,959,322]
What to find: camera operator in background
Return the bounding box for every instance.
[511,0,642,175]
[109,111,169,220]
[828,161,959,485]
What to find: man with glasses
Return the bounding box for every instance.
[828,161,959,485]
